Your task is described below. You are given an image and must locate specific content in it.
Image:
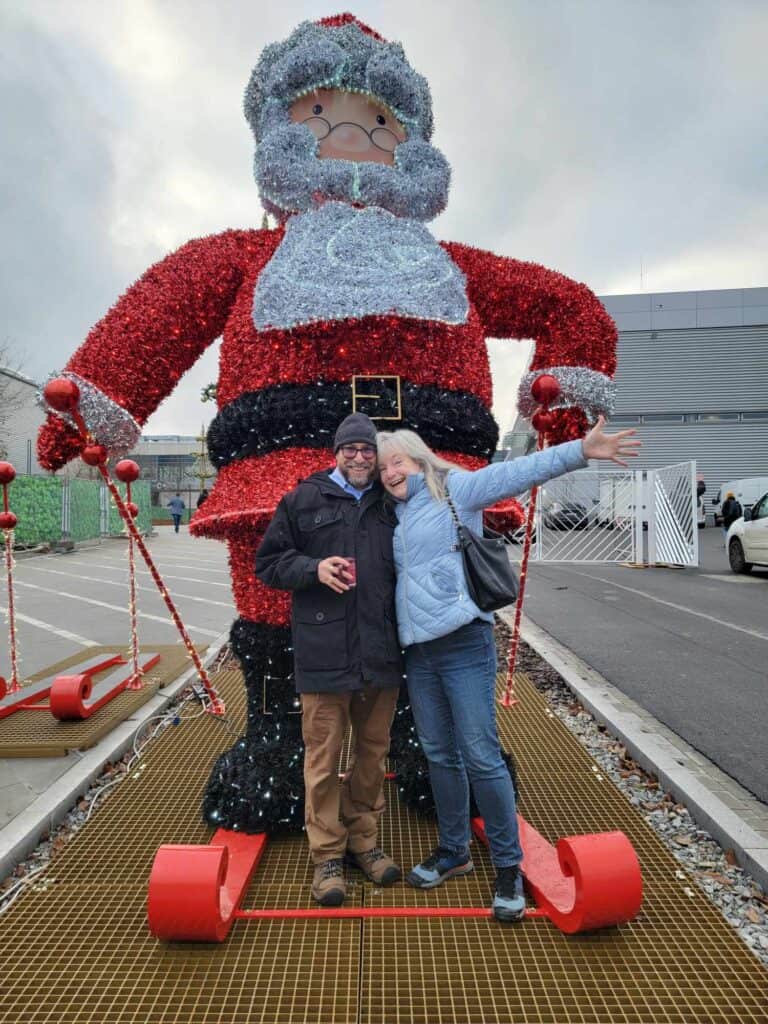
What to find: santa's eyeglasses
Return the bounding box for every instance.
[339,444,377,460]
[301,116,400,154]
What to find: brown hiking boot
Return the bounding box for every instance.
[311,858,346,906]
[347,847,402,886]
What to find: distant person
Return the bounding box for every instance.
[721,492,742,545]
[168,493,185,533]
[196,488,210,509]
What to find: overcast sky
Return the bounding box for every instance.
[2,0,767,439]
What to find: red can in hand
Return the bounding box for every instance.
[342,557,357,587]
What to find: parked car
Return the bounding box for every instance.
[714,477,768,526]
[727,491,768,574]
[543,501,588,530]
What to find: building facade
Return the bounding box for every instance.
[601,287,768,518]
[0,367,46,475]
[499,288,768,521]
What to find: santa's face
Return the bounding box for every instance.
[290,89,407,165]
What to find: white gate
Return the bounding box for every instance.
[647,461,699,567]
[507,460,698,567]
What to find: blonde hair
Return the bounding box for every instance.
[376,429,462,501]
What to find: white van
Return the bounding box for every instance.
[713,477,768,525]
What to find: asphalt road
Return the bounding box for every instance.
[520,526,768,802]
[0,528,235,683]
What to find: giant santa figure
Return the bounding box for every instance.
[37,14,616,834]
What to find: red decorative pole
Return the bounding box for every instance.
[117,460,142,688]
[501,375,561,708]
[44,379,225,715]
[0,462,20,694]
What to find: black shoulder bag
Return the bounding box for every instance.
[444,483,519,612]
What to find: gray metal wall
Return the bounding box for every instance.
[606,319,768,516]
[613,325,768,414]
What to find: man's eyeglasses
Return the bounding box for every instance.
[339,444,377,460]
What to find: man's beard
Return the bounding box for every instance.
[255,122,451,222]
[340,463,376,488]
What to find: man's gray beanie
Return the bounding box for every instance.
[333,412,378,451]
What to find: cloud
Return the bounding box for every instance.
[2,0,766,441]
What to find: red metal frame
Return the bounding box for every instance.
[147,811,642,942]
[0,652,161,721]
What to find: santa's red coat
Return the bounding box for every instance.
[38,225,616,626]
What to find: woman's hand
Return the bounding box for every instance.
[582,416,641,467]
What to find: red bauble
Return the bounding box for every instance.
[0,462,16,485]
[114,459,140,483]
[81,444,108,466]
[125,501,139,517]
[530,373,561,406]
[0,512,17,530]
[44,378,81,413]
[531,409,555,433]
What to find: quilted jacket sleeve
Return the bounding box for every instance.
[446,440,587,512]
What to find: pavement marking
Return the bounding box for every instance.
[553,568,768,642]
[59,560,232,589]
[92,559,231,575]
[21,565,235,609]
[700,573,765,586]
[13,581,222,638]
[0,605,99,647]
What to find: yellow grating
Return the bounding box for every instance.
[0,667,766,1023]
[0,645,207,756]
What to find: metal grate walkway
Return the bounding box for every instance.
[0,667,766,1023]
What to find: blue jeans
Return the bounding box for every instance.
[405,620,523,868]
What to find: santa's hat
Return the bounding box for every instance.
[244,13,434,142]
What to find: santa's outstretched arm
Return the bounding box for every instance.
[443,242,617,443]
[37,228,279,470]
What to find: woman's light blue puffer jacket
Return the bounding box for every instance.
[392,439,587,647]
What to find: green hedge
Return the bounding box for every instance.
[4,476,152,547]
[7,477,63,547]
[68,478,102,542]
[107,480,151,536]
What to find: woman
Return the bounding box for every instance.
[377,417,640,922]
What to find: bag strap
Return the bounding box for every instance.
[444,481,469,549]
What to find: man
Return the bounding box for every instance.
[721,492,742,545]
[256,412,403,906]
[168,493,185,533]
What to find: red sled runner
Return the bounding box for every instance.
[147,814,642,941]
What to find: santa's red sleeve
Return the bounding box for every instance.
[37,228,279,470]
[443,241,618,443]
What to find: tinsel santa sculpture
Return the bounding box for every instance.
[37,14,616,834]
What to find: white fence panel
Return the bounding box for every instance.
[647,462,698,566]
[505,459,698,567]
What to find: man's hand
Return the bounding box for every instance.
[317,556,353,594]
[582,415,642,467]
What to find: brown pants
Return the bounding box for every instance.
[301,687,399,863]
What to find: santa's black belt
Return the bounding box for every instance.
[207,379,499,469]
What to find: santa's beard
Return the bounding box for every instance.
[254,122,451,222]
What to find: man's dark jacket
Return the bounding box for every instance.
[255,470,403,693]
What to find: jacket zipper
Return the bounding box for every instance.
[400,502,415,644]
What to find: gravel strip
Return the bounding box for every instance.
[498,624,768,966]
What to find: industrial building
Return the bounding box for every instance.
[502,287,768,522]
[602,287,768,520]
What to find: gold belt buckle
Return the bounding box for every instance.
[351,375,402,420]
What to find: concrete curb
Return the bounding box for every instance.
[0,630,230,881]
[504,611,768,892]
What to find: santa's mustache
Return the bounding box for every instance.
[255,122,451,222]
